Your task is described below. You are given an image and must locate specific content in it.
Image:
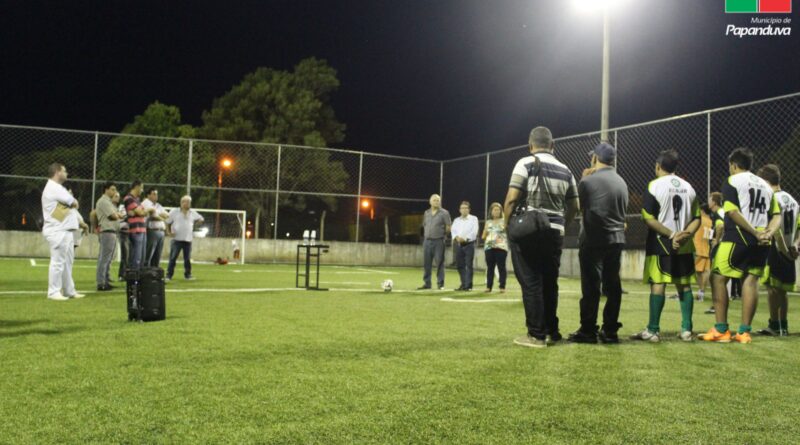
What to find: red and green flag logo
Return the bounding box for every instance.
[726,0,792,13]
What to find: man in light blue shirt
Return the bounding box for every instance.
[451,201,479,291]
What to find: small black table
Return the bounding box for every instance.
[295,244,329,290]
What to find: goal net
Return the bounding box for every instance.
[163,207,247,264]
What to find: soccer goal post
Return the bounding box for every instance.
[163,207,247,264]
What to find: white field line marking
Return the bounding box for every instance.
[441,297,518,303]
[331,266,399,275]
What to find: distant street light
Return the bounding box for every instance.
[216,157,234,236]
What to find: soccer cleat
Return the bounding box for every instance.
[757,327,780,336]
[599,331,620,344]
[696,293,704,302]
[68,293,86,299]
[704,307,715,314]
[679,331,694,342]
[567,330,598,344]
[630,329,660,343]
[514,335,547,348]
[47,293,70,301]
[699,327,731,342]
[734,332,752,344]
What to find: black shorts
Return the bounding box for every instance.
[761,245,797,290]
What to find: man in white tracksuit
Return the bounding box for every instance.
[41,163,84,301]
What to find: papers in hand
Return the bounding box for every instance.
[51,203,71,222]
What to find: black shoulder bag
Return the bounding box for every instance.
[507,155,552,243]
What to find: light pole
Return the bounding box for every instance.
[574,0,616,143]
[600,7,610,143]
[216,158,233,236]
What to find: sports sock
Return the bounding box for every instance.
[647,294,665,333]
[738,324,751,334]
[715,323,729,333]
[780,319,788,332]
[769,319,780,331]
[679,290,694,332]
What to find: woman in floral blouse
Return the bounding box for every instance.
[481,202,508,293]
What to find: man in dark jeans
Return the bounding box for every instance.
[505,126,579,348]
[569,143,629,344]
[165,195,204,281]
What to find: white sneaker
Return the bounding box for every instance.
[68,293,86,299]
[679,331,693,342]
[630,329,660,343]
[47,292,70,301]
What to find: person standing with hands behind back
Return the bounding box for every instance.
[482,202,508,293]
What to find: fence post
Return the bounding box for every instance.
[274,145,281,241]
[187,139,193,195]
[90,131,99,258]
[484,154,490,219]
[439,161,444,199]
[91,132,98,208]
[355,152,364,243]
[707,112,711,198]
[613,129,618,169]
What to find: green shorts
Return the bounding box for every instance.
[643,254,695,285]
[713,241,769,279]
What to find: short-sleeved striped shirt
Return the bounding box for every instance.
[123,194,146,234]
[509,152,578,231]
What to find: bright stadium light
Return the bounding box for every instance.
[361,199,370,209]
[572,0,627,142]
[221,158,233,169]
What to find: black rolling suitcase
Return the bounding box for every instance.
[125,267,166,322]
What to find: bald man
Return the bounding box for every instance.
[418,194,451,290]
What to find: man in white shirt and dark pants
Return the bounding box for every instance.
[451,201,479,291]
[166,195,204,281]
[142,188,170,267]
[41,163,84,300]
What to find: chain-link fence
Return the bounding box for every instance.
[2,91,800,251]
[443,91,800,249]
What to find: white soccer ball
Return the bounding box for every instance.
[381,279,394,292]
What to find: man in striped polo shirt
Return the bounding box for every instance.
[504,126,579,348]
[123,180,151,270]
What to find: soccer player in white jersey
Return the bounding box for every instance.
[700,148,782,344]
[756,164,799,336]
[631,149,701,343]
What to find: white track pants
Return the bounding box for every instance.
[46,231,75,297]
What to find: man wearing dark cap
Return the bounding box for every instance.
[568,143,629,344]
[504,126,579,348]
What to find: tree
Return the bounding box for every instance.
[200,58,349,238]
[97,102,215,208]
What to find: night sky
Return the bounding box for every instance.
[1,0,798,159]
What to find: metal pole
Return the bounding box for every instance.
[91,132,98,208]
[187,139,193,195]
[707,112,712,198]
[484,154,490,219]
[439,161,444,199]
[613,129,618,169]
[90,132,99,258]
[600,7,610,143]
[355,152,363,243]
[274,145,281,241]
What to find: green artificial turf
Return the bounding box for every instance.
[1,257,798,444]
